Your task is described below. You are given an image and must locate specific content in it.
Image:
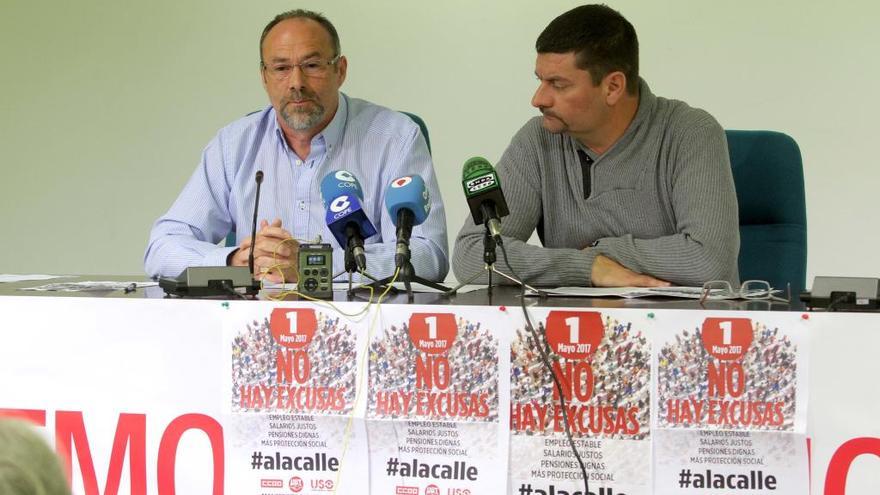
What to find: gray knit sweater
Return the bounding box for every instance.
[452,80,740,287]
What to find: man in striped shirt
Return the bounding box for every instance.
[452,4,739,288]
[145,9,448,283]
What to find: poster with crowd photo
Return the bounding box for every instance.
[366,305,511,495]
[508,309,654,495]
[223,301,371,495]
[652,311,810,495]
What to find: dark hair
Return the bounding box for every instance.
[536,4,639,94]
[259,9,341,64]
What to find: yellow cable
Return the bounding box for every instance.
[332,266,399,493]
[257,238,379,319]
[255,233,405,492]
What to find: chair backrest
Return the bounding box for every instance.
[224,110,431,247]
[726,130,807,296]
[400,111,431,154]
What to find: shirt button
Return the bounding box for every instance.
[295,159,303,166]
[298,201,306,210]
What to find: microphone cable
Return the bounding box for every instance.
[260,235,402,494]
[331,267,399,494]
[263,238,380,319]
[498,241,591,495]
[218,279,250,300]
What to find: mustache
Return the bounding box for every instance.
[285,89,318,102]
[539,107,561,119]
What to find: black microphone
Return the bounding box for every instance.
[461,157,509,242]
[394,208,415,267]
[248,170,264,276]
[344,223,368,270]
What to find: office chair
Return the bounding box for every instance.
[400,111,431,154]
[726,130,807,296]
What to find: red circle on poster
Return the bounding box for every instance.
[701,317,753,361]
[544,311,604,360]
[408,313,457,355]
[289,476,303,493]
[270,308,318,349]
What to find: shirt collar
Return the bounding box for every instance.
[627,78,655,135]
[574,77,656,160]
[271,92,348,156]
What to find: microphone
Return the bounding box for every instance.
[320,170,364,206]
[320,170,377,271]
[384,175,430,267]
[248,170,264,276]
[461,157,509,242]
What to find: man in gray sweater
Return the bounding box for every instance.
[452,4,739,288]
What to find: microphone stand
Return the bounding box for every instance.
[447,224,545,300]
[366,210,451,301]
[332,225,383,299]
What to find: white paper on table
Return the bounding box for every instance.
[0,274,71,283]
[526,286,779,300]
[261,281,486,294]
[18,281,157,292]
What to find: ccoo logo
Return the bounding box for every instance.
[330,195,351,213]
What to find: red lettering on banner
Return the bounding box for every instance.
[0,408,47,425]
[510,402,549,432]
[157,414,224,495]
[276,349,311,384]
[270,308,317,350]
[509,402,638,435]
[415,355,451,390]
[55,411,147,495]
[544,311,604,360]
[408,313,457,355]
[4,408,228,494]
[825,437,880,495]
[707,362,746,398]
[665,398,785,427]
[701,318,753,361]
[551,361,594,402]
[104,414,147,495]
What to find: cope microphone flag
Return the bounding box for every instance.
[320,170,377,271]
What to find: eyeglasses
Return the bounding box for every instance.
[699,280,791,304]
[698,298,792,312]
[262,55,341,81]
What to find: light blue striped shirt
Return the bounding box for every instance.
[144,94,449,281]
